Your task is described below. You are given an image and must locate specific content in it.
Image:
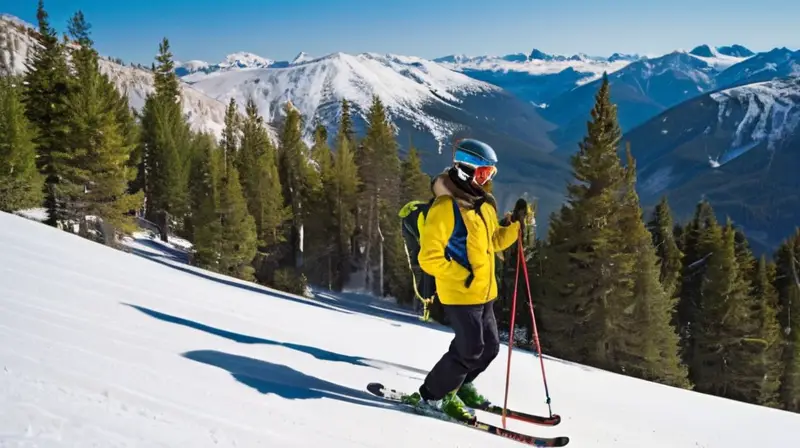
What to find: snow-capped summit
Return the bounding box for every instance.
[684,44,751,70]
[220,51,274,70]
[183,50,504,147]
[290,51,314,65]
[717,44,756,58]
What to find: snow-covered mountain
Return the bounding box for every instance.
[435,49,634,107]
[542,48,753,151]
[182,51,504,147]
[175,52,277,77]
[4,211,800,447]
[716,47,800,88]
[0,15,235,139]
[624,77,800,253]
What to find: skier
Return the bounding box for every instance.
[402,138,531,422]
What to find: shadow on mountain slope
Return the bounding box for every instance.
[182,349,392,410]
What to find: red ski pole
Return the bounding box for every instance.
[517,234,553,418]
[501,228,523,429]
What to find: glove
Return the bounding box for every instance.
[510,198,534,229]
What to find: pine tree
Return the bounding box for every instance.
[61,11,141,235]
[217,162,257,281]
[539,74,628,367]
[359,95,405,299]
[690,219,760,402]
[187,132,222,269]
[676,200,717,365]
[209,97,257,280]
[338,98,356,145]
[140,37,190,241]
[647,196,684,301]
[277,101,315,271]
[400,144,431,203]
[237,97,288,251]
[750,255,784,408]
[221,98,239,167]
[0,74,43,212]
[776,229,800,411]
[22,0,71,226]
[614,148,689,387]
[306,122,337,287]
[330,112,360,290]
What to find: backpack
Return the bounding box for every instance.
[398,199,447,325]
[398,197,483,326]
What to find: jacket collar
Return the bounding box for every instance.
[431,168,496,211]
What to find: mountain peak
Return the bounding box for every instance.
[291,52,314,65]
[717,44,755,58]
[529,49,553,61]
[690,45,717,58]
[690,44,755,59]
[221,52,274,69]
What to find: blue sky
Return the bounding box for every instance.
[3,0,798,65]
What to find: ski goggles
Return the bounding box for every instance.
[455,151,498,185]
[472,165,497,185]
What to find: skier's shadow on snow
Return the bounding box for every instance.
[124,303,428,377]
[183,349,392,410]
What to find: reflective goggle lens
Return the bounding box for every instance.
[473,165,497,185]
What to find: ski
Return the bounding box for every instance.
[475,403,561,426]
[367,382,569,447]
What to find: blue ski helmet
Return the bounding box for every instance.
[453,139,498,186]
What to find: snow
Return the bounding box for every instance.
[710,78,800,152]
[176,59,211,72]
[13,207,49,222]
[437,53,631,86]
[220,52,275,70]
[688,45,750,71]
[184,52,499,147]
[3,212,800,447]
[291,52,315,65]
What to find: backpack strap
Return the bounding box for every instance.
[444,198,475,288]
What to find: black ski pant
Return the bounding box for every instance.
[421,299,500,400]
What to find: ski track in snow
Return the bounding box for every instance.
[2,212,800,448]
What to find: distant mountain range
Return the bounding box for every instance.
[625,77,800,253]
[2,11,799,250]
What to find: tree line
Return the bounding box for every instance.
[0,2,429,301]
[493,75,800,414]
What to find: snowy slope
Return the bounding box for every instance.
[183,51,503,147]
[710,77,800,156]
[0,14,239,140]
[3,213,800,447]
[623,76,800,252]
[688,44,751,71]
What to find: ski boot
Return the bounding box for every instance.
[402,389,475,422]
[456,382,490,408]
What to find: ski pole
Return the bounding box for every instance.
[501,228,523,429]
[517,235,553,418]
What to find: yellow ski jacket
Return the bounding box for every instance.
[418,174,520,306]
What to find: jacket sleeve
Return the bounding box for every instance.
[492,216,520,252]
[417,197,470,282]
